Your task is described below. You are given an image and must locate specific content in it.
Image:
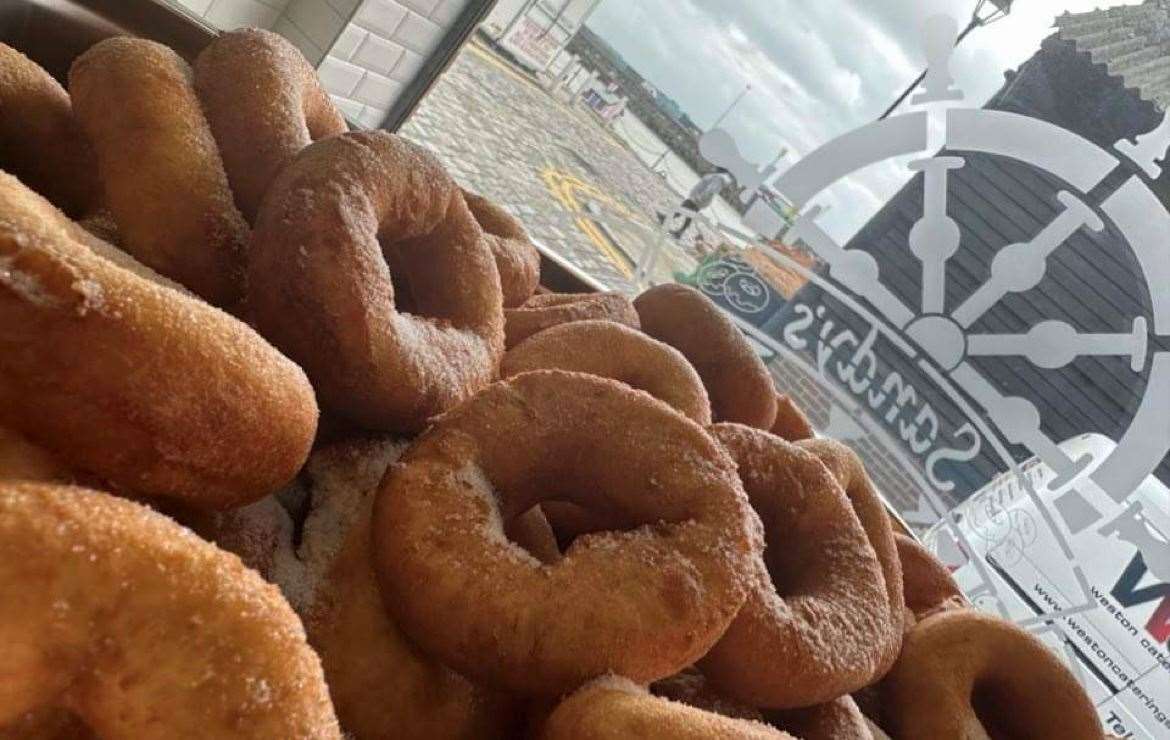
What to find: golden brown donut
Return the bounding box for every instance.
[766,696,873,740]
[0,44,100,217]
[883,610,1101,739]
[250,131,504,433]
[538,676,792,740]
[501,320,711,424]
[796,438,904,671]
[894,532,966,621]
[634,284,778,428]
[699,424,900,708]
[0,482,341,739]
[69,37,249,310]
[462,189,541,308]
[372,371,762,695]
[0,171,317,510]
[771,393,815,441]
[504,291,638,349]
[194,28,347,223]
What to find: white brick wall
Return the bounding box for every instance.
[320,0,472,129]
[165,0,473,126]
[165,0,351,66]
[167,0,290,33]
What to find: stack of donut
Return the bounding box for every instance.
[0,26,1102,740]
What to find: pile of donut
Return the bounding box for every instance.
[0,25,1106,740]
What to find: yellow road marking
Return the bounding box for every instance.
[541,168,637,276]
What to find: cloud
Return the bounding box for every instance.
[586,0,1145,241]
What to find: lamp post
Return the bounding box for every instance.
[878,0,1015,120]
[712,83,752,130]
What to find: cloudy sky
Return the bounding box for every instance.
[587,0,1145,240]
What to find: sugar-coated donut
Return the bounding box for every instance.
[0,482,340,739]
[463,189,540,308]
[504,291,638,349]
[766,696,873,740]
[538,676,792,739]
[797,438,904,670]
[635,284,777,428]
[69,37,249,310]
[771,393,815,441]
[501,320,711,424]
[372,371,762,695]
[0,44,100,217]
[883,610,1101,739]
[195,29,347,223]
[250,131,504,433]
[700,424,900,708]
[894,533,965,621]
[0,172,317,510]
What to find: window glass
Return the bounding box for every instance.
[402,3,1170,734]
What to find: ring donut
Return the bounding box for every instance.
[894,533,965,621]
[766,696,873,740]
[69,37,249,310]
[699,423,900,708]
[0,44,100,217]
[249,131,504,433]
[462,189,540,308]
[771,393,815,441]
[0,172,317,510]
[504,291,638,349]
[882,610,1101,739]
[634,284,777,428]
[0,482,340,738]
[501,320,711,424]
[796,438,904,670]
[538,676,791,740]
[372,370,762,695]
[194,29,347,223]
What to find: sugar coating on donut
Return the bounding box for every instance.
[269,437,407,614]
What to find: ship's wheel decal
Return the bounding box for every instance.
[734,13,1170,631]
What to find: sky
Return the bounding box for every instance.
[587,0,1147,240]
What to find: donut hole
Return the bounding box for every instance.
[379,241,422,316]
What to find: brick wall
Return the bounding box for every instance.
[317,0,469,128]
[165,0,470,126]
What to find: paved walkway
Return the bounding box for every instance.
[399,42,707,292]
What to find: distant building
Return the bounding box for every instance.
[483,0,603,72]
